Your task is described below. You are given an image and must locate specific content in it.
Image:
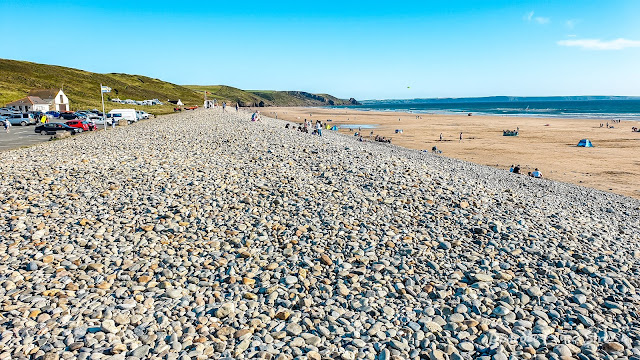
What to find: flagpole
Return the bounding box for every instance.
[100,84,107,130]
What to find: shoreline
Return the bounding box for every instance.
[258,106,640,199]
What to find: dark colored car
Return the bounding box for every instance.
[45,111,61,118]
[66,120,96,132]
[35,123,81,135]
[59,111,78,120]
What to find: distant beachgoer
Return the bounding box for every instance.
[513,165,521,174]
[459,132,463,141]
[439,133,443,141]
[235,103,239,112]
[316,121,322,136]
[4,119,11,133]
[40,115,47,124]
[111,119,116,129]
[532,168,543,178]
[509,165,514,173]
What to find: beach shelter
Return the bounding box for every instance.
[331,126,338,130]
[577,139,593,147]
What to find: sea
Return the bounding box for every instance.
[333,97,640,120]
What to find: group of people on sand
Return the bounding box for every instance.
[284,119,324,136]
[601,119,622,128]
[510,164,543,178]
[373,134,392,143]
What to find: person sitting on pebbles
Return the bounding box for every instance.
[531,168,543,178]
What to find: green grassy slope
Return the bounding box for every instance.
[186,85,266,106]
[0,59,202,114]
[0,59,359,114]
[186,87,358,107]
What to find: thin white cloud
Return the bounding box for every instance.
[535,16,550,24]
[557,38,640,50]
[524,11,550,24]
[566,19,580,29]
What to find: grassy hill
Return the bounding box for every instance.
[0,59,202,114]
[187,86,359,107]
[0,59,359,114]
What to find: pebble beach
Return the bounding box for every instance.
[1,109,640,360]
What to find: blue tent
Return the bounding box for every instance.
[577,139,593,147]
[331,126,338,130]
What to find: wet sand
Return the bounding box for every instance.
[261,107,640,199]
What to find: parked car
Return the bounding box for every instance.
[34,123,81,135]
[94,115,114,126]
[66,120,96,132]
[0,113,35,126]
[85,113,101,122]
[45,111,61,118]
[108,109,137,124]
[0,107,20,115]
[135,110,151,120]
[59,111,77,120]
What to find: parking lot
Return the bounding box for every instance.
[0,125,115,152]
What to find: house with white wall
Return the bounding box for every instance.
[6,96,51,112]
[28,89,70,111]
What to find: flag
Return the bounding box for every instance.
[101,86,112,93]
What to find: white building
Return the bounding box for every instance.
[28,89,70,112]
[6,96,51,112]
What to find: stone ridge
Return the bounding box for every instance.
[0,110,638,359]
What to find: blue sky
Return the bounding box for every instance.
[1,0,639,99]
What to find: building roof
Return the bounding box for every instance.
[28,88,61,100]
[6,96,50,107]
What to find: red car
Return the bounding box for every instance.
[66,120,96,132]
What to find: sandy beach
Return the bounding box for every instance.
[260,107,640,199]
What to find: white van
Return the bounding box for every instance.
[108,109,137,124]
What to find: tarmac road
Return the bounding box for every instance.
[0,125,51,152]
[0,124,115,152]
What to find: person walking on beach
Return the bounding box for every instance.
[316,121,322,136]
[235,103,239,112]
[222,102,226,112]
[459,132,463,142]
[439,133,443,141]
